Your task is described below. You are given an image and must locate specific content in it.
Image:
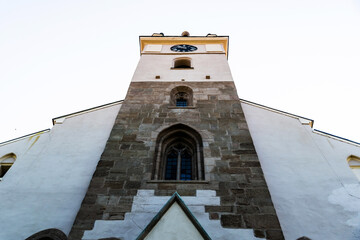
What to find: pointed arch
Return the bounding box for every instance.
[152,124,204,180]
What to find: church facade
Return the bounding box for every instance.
[1,32,360,240]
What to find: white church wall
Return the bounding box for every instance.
[131,54,233,82]
[0,103,121,240]
[242,102,360,240]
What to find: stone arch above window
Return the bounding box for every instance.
[172,57,193,69]
[0,153,16,179]
[170,86,193,107]
[348,155,360,181]
[25,228,67,240]
[152,124,204,181]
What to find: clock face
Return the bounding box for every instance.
[170,44,198,52]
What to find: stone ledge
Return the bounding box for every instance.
[147,180,209,184]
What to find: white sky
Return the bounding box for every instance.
[0,0,359,143]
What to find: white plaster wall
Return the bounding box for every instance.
[144,202,204,240]
[131,54,233,82]
[0,103,121,240]
[242,102,360,240]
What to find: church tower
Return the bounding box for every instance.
[69,32,284,240]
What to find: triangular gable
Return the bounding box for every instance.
[136,192,211,240]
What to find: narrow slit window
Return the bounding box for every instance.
[180,150,192,180]
[165,150,178,180]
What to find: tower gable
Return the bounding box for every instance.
[137,192,210,240]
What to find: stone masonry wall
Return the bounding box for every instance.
[69,81,284,239]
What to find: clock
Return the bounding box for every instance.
[170,44,197,52]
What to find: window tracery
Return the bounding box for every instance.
[153,124,204,181]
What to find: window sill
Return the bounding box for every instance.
[168,106,196,109]
[147,180,209,184]
[170,67,194,70]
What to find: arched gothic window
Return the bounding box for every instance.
[0,153,16,179]
[153,124,204,181]
[170,86,193,107]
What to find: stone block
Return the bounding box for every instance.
[142,118,153,124]
[209,212,219,220]
[246,188,271,198]
[96,195,110,206]
[98,160,115,167]
[124,181,141,189]
[250,167,264,174]
[235,206,260,214]
[253,229,266,238]
[265,230,285,240]
[130,144,150,150]
[205,205,233,213]
[104,181,125,189]
[220,196,236,206]
[153,118,164,124]
[220,214,245,228]
[233,149,257,155]
[196,190,216,197]
[93,168,109,177]
[230,188,245,195]
[244,214,280,229]
[176,189,197,196]
[137,189,154,196]
[121,134,137,141]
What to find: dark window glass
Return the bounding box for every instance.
[0,165,11,178]
[174,59,191,68]
[176,99,187,107]
[180,151,192,180]
[165,150,178,180]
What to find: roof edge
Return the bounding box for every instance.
[313,129,360,146]
[52,100,124,125]
[0,100,124,146]
[240,98,359,146]
[240,98,314,127]
[0,129,50,146]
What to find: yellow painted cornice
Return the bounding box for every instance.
[139,36,229,57]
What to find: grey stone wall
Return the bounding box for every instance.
[69,82,283,240]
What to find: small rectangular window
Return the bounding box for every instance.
[176,99,187,107]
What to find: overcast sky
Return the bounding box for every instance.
[0,0,359,143]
